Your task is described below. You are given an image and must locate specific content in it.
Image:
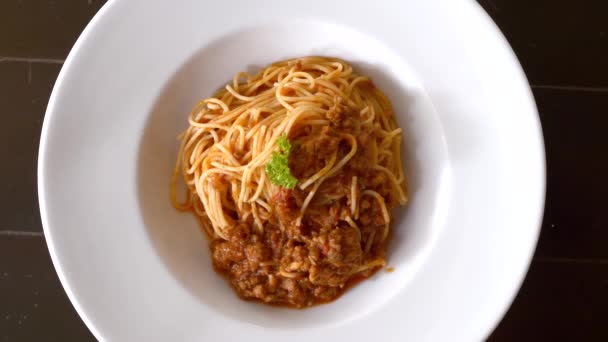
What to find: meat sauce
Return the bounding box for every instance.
[209,97,399,308]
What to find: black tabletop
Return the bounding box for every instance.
[1,1,607,341]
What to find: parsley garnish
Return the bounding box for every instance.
[265,133,298,189]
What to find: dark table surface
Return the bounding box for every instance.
[1,0,607,341]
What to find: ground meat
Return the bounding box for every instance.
[309,264,352,287]
[289,126,340,179]
[245,241,271,269]
[326,96,358,131]
[327,225,362,265]
[207,95,399,308]
[312,285,339,301]
[273,189,299,229]
[211,205,379,307]
[280,243,311,273]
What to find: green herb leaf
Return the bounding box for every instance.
[265,133,298,189]
[277,134,292,154]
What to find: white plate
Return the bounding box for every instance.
[38,0,545,341]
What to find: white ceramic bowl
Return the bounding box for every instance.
[38,0,545,341]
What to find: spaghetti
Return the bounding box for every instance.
[171,56,407,307]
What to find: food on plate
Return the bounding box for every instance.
[171,56,408,307]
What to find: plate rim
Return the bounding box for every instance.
[38,1,119,340]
